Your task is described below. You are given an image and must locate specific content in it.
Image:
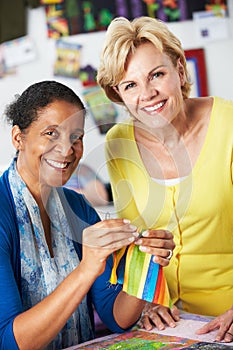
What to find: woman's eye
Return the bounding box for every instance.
[151,71,164,80]
[70,134,83,144]
[125,82,136,90]
[46,130,58,138]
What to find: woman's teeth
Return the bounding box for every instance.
[46,159,68,169]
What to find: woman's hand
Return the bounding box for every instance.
[196,306,233,343]
[82,218,137,276]
[137,303,180,331]
[134,229,175,266]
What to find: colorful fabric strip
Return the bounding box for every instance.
[110,244,170,306]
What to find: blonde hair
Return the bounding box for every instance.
[97,16,191,102]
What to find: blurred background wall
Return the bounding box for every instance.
[0,2,232,180]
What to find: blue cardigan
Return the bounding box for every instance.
[0,169,123,349]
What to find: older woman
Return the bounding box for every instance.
[0,80,174,349]
[97,16,233,343]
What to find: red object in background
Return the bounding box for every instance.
[185,48,209,97]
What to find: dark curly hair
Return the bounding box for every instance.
[5,80,86,131]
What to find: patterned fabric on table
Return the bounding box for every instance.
[110,244,170,306]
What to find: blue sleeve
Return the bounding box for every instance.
[0,242,22,350]
[0,172,22,350]
[91,255,134,334]
[0,242,22,320]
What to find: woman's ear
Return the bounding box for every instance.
[12,125,24,151]
[112,85,123,102]
[112,86,119,95]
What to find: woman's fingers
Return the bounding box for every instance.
[134,229,175,266]
[83,218,138,248]
[82,219,139,275]
[140,312,166,331]
[196,308,233,343]
[83,224,175,268]
[170,305,180,322]
[138,303,179,331]
[152,250,173,266]
[223,328,233,343]
[135,229,175,248]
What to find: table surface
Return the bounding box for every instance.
[63,312,233,349]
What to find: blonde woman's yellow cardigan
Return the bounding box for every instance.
[105,96,233,317]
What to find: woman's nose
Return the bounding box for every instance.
[55,137,73,156]
[140,82,157,101]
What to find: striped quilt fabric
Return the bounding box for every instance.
[110,243,170,306]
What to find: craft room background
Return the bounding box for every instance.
[0,0,233,181]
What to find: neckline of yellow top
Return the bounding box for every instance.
[151,176,188,186]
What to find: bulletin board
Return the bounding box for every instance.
[41,0,228,38]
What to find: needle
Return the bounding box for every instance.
[105,212,111,220]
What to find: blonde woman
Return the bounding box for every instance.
[97,16,233,343]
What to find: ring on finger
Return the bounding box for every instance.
[166,249,173,260]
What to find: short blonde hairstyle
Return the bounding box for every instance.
[97,16,191,102]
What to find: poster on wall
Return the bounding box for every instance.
[41,0,228,38]
[82,86,118,134]
[1,36,37,69]
[53,40,82,78]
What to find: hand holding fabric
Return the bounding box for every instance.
[134,229,175,267]
[109,228,174,307]
[82,218,137,276]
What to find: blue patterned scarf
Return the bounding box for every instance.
[8,159,94,349]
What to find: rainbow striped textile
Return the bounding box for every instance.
[110,243,170,306]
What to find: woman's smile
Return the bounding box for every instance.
[44,158,71,170]
[142,100,167,115]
